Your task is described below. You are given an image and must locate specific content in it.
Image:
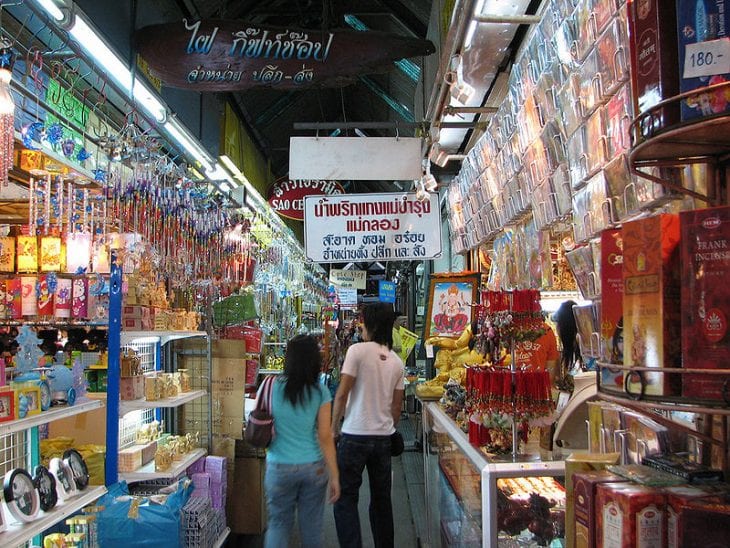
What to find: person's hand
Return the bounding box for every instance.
[328,477,341,503]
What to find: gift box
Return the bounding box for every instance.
[16,235,38,272]
[54,278,72,319]
[120,376,144,401]
[71,277,88,319]
[0,236,15,272]
[572,470,625,548]
[118,446,143,472]
[40,236,62,272]
[205,456,228,485]
[680,206,730,400]
[680,498,730,547]
[596,482,666,548]
[5,277,21,319]
[20,276,38,316]
[36,274,54,316]
[600,229,624,369]
[665,485,724,548]
[192,472,211,490]
[187,456,206,475]
[123,305,151,319]
[211,482,226,509]
[623,214,682,396]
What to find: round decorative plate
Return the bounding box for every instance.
[63,449,89,491]
[3,468,40,522]
[33,465,58,511]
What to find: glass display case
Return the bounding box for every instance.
[422,402,566,547]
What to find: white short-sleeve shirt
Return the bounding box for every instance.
[341,341,405,436]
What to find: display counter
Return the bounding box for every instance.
[422,402,566,547]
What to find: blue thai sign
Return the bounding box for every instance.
[379,280,396,303]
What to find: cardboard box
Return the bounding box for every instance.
[566,452,621,548]
[676,0,730,122]
[573,470,625,548]
[123,305,151,319]
[627,0,680,137]
[227,457,266,534]
[118,446,143,472]
[596,482,666,548]
[680,206,730,400]
[211,344,247,439]
[623,214,682,396]
[120,376,144,400]
[600,229,624,391]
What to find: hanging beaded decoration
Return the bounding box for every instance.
[0,43,15,186]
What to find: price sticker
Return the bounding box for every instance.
[683,37,730,79]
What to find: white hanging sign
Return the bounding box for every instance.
[304,193,442,263]
[329,268,367,289]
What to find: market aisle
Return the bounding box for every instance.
[229,451,419,547]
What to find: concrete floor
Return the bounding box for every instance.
[228,415,424,547]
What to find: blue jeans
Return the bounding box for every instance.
[264,460,329,548]
[334,434,393,548]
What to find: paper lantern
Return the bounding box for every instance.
[20,276,37,316]
[36,275,54,316]
[71,277,88,319]
[16,236,38,272]
[0,236,15,272]
[54,278,72,319]
[91,237,110,274]
[40,236,62,272]
[65,233,91,274]
[5,277,21,319]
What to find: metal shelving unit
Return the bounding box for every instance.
[0,398,104,436]
[118,389,207,415]
[119,447,207,482]
[0,485,107,547]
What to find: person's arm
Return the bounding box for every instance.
[391,388,404,427]
[331,373,355,438]
[317,401,340,503]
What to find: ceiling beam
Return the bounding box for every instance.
[376,0,428,37]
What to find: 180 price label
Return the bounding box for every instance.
[683,37,730,79]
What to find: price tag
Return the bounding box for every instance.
[683,38,730,79]
[425,344,434,358]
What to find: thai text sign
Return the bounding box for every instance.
[267,178,344,221]
[379,280,396,303]
[304,193,442,263]
[330,269,366,290]
[136,19,434,90]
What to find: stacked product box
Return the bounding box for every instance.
[622,214,682,396]
[627,0,680,137]
[572,470,625,548]
[596,482,666,548]
[680,205,730,400]
[676,0,730,122]
[600,228,624,391]
[205,455,228,510]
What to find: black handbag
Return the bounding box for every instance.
[390,431,404,456]
[245,375,276,448]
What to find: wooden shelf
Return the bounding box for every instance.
[119,389,207,416]
[119,448,206,482]
[0,398,104,436]
[0,485,106,547]
[121,331,208,346]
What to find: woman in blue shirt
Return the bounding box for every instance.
[264,334,340,548]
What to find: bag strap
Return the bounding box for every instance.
[255,375,275,413]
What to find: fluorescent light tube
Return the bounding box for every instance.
[164,119,212,169]
[69,16,132,92]
[36,0,65,21]
[132,80,166,123]
[219,155,248,184]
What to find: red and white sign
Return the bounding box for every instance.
[267,177,345,221]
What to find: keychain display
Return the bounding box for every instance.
[63,449,90,491]
[33,464,58,512]
[3,468,40,523]
[49,456,78,500]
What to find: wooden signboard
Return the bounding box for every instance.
[135,19,435,90]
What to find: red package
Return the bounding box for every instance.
[5,277,21,319]
[680,206,730,400]
[664,485,723,548]
[596,482,666,548]
[573,470,625,548]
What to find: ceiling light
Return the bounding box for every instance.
[69,17,131,91]
[35,0,65,21]
[164,118,213,169]
[132,80,167,123]
[220,154,248,184]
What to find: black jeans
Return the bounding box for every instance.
[334,434,394,548]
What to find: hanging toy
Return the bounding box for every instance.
[0,41,15,186]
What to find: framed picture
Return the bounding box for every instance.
[0,387,15,423]
[424,272,481,339]
[15,386,41,418]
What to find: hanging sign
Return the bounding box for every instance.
[336,287,358,307]
[267,177,345,221]
[135,19,435,90]
[304,193,442,263]
[379,280,396,303]
[329,269,366,289]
